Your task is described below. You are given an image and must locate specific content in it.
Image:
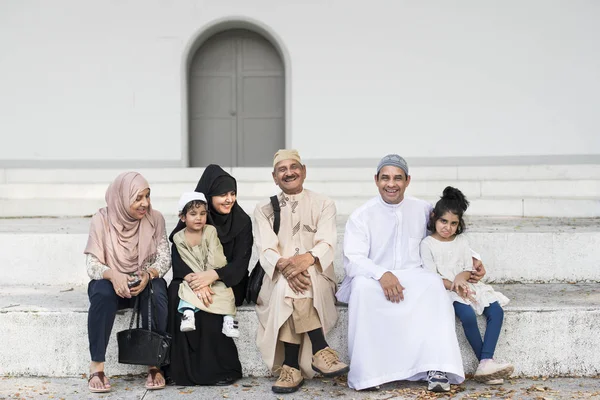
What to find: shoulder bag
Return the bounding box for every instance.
[117,280,172,366]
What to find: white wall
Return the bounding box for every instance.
[0,0,599,165]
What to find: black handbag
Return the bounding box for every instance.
[117,280,171,366]
[246,195,280,304]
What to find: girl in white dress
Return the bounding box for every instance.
[420,187,514,384]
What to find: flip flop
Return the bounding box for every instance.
[145,368,166,390]
[88,371,111,393]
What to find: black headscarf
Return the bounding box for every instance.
[169,165,251,244]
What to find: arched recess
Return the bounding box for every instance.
[182,18,290,167]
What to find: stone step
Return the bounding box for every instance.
[2,180,600,199]
[3,165,600,183]
[1,165,599,218]
[1,196,599,218]
[0,283,598,377]
[0,217,598,286]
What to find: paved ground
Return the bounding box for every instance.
[0,376,599,400]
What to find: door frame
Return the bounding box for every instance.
[181,17,291,167]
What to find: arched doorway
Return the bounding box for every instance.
[188,29,285,167]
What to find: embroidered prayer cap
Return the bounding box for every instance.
[178,191,207,213]
[376,154,409,177]
[273,149,302,168]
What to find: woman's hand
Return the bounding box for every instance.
[107,270,132,299]
[187,270,219,291]
[195,286,215,308]
[130,272,149,297]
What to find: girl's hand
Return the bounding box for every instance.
[195,286,215,308]
[188,270,219,291]
[130,272,149,297]
[108,270,132,299]
[451,276,477,303]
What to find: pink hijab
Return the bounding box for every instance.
[84,172,165,274]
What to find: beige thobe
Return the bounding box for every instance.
[254,189,338,378]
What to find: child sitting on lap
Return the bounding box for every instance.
[175,192,239,338]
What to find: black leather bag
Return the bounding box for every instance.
[246,195,280,304]
[117,280,171,366]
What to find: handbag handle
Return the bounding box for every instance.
[127,278,155,333]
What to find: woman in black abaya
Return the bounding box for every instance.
[166,165,253,386]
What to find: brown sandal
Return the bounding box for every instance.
[145,367,166,390]
[88,371,111,393]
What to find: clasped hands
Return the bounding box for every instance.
[277,253,315,295]
[109,270,150,299]
[185,270,219,307]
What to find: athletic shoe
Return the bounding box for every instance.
[180,310,196,332]
[222,316,239,338]
[427,370,450,392]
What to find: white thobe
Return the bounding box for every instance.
[336,196,465,390]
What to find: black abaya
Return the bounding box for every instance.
[165,166,253,385]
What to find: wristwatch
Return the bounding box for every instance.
[307,251,318,265]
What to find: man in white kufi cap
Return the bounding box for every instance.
[337,154,485,393]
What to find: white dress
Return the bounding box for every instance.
[337,196,465,390]
[420,234,509,315]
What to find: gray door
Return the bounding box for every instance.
[189,29,285,167]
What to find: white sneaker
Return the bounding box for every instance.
[474,359,514,382]
[222,316,239,338]
[427,371,450,392]
[180,310,196,332]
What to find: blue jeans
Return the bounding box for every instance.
[453,301,504,360]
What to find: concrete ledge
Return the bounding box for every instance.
[3,165,600,183]
[1,217,599,286]
[1,196,600,218]
[0,284,599,378]
[2,180,600,200]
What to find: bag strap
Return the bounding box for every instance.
[128,296,140,330]
[126,278,155,332]
[270,195,281,235]
[147,279,154,332]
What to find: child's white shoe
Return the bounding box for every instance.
[474,359,514,382]
[222,316,239,338]
[180,310,196,332]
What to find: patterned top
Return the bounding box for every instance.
[86,232,171,280]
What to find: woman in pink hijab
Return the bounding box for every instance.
[84,172,170,393]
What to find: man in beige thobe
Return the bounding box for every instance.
[254,149,348,394]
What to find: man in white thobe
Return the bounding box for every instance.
[337,154,484,392]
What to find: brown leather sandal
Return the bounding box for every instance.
[145,367,166,390]
[88,371,111,393]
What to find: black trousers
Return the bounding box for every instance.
[87,278,168,363]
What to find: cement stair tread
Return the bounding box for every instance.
[1,283,599,313]
[1,216,599,234]
[1,282,600,377]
